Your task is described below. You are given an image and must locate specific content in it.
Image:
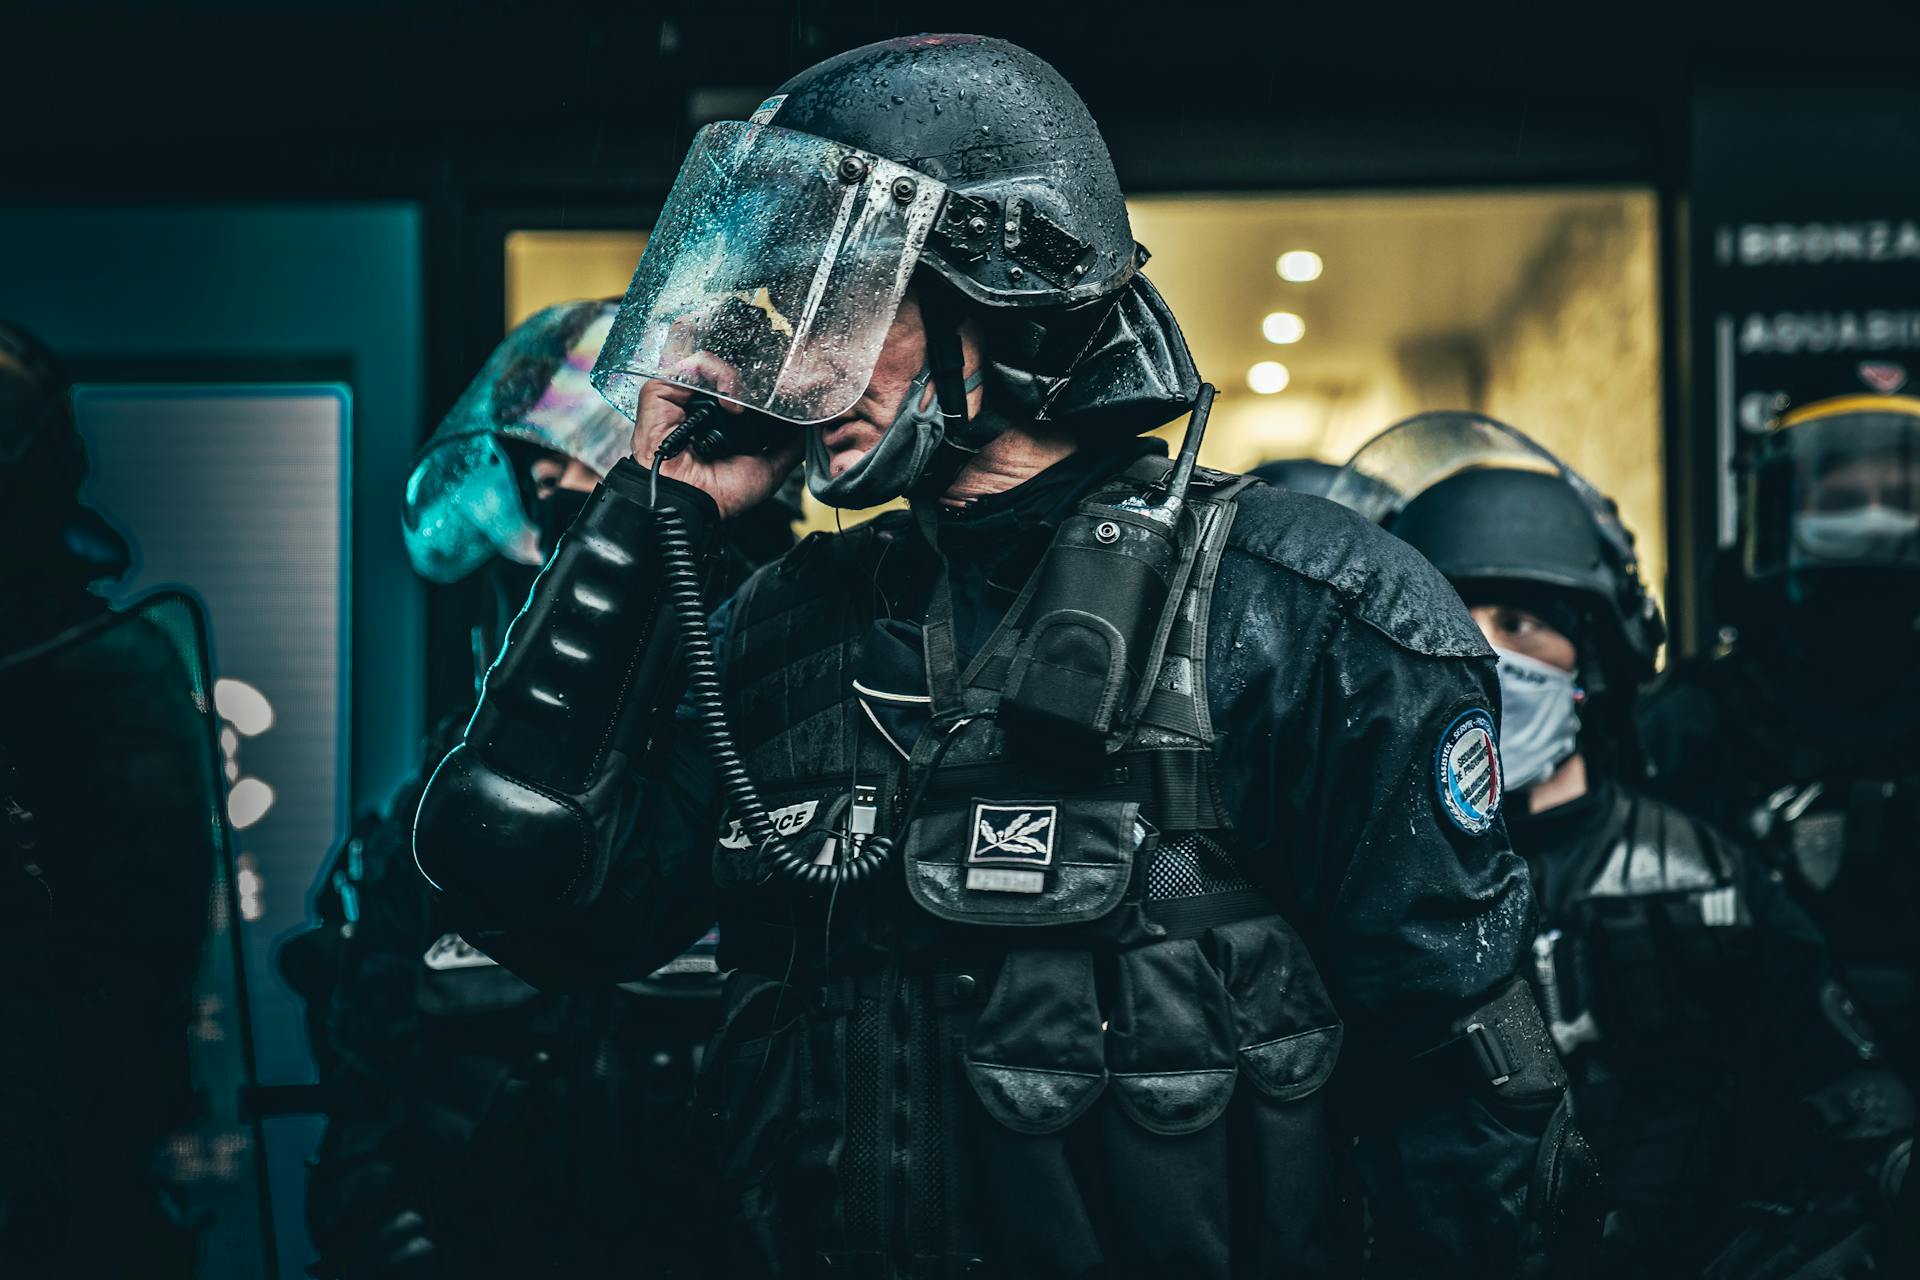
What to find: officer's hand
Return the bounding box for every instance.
[632,353,803,519]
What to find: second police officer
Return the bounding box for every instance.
[1331,413,1889,1273]
[1640,391,1919,1271]
[414,37,1596,1277]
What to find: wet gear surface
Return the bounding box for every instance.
[1510,780,1841,1269]
[442,438,1549,1276]
[291,728,720,1280]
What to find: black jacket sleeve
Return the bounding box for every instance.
[413,461,725,987]
[1205,489,1550,1277]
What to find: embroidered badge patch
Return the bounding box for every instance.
[1435,709,1502,836]
[968,802,1058,866]
[718,800,817,850]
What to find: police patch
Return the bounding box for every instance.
[966,801,1056,894]
[718,799,817,850]
[968,802,1057,866]
[1435,709,1502,836]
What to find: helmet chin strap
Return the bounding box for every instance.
[907,289,997,504]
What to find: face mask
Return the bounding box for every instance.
[1794,506,1920,564]
[530,485,592,560]
[806,365,985,509]
[478,558,541,691]
[1494,645,1582,792]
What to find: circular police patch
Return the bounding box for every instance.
[1435,709,1502,836]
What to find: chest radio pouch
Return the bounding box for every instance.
[999,387,1218,754]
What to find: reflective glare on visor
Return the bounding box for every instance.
[591,121,950,426]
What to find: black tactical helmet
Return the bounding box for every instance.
[593,33,1198,476]
[1741,393,1920,591]
[1249,456,1340,497]
[1330,412,1665,687]
[767,34,1138,311]
[767,35,1198,439]
[0,318,72,471]
[1395,467,1664,684]
[0,318,128,579]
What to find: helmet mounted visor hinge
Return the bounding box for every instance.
[931,191,1001,264]
[1004,198,1096,287]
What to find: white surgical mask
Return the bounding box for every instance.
[1494,645,1582,792]
[1794,506,1920,564]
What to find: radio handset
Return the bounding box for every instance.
[655,393,791,462]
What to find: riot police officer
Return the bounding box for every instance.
[1642,394,1920,1073]
[286,301,745,1279]
[1,319,218,1276]
[1334,412,1878,1272]
[415,38,1594,1277]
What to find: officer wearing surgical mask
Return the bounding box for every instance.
[1333,413,1886,1274]
[1643,394,1920,1076]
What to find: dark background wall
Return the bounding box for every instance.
[11,0,1917,672]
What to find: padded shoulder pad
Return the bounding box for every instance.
[1581,788,1740,899]
[1224,484,1492,659]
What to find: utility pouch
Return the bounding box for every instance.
[1000,498,1196,753]
[904,795,1150,927]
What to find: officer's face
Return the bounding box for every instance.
[526,451,598,498]
[1469,604,1577,674]
[1810,451,1918,514]
[811,288,985,480]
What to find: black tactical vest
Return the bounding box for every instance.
[1525,788,1759,1073]
[1643,656,1920,1067]
[1745,770,1919,1063]
[702,461,1347,1279]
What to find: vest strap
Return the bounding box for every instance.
[1144,888,1274,938]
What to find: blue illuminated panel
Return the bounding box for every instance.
[72,384,351,1097]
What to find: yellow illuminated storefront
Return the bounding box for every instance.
[504,188,1664,606]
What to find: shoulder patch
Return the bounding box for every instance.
[1435,708,1502,836]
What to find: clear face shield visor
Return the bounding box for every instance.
[1745,408,1920,579]
[590,121,949,428]
[404,301,629,584]
[1326,411,1585,522]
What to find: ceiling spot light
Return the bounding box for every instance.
[1248,361,1291,394]
[1262,311,1306,345]
[1276,250,1323,283]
